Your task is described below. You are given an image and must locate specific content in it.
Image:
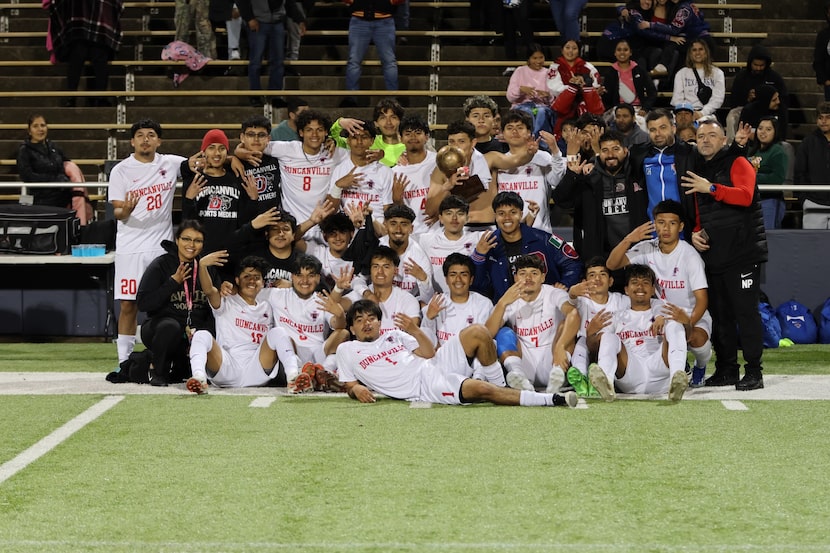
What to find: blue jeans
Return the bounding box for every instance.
[760,198,785,229]
[346,16,398,91]
[548,0,588,43]
[248,21,285,91]
[514,102,556,139]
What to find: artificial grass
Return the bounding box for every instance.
[1,342,827,374]
[1,396,828,552]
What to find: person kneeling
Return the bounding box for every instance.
[186,254,298,394]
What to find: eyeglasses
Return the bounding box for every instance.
[244,132,269,140]
[179,236,204,244]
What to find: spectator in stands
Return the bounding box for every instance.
[670,39,724,120]
[673,102,695,130]
[237,0,306,108]
[464,95,506,154]
[729,45,788,137]
[109,119,203,368]
[340,0,399,108]
[17,114,72,207]
[500,0,534,74]
[270,97,309,141]
[601,38,657,115]
[47,0,123,107]
[506,43,555,141]
[794,101,830,229]
[813,1,830,101]
[676,123,696,144]
[596,0,654,63]
[640,0,713,77]
[137,220,217,387]
[680,119,767,391]
[552,130,649,261]
[548,0,588,44]
[286,0,315,75]
[611,103,649,148]
[746,117,788,230]
[738,85,784,141]
[175,0,217,59]
[547,40,605,137]
[470,191,582,301]
[209,0,243,60]
[570,114,606,161]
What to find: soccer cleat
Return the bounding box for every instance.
[506,370,534,391]
[186,376,209,395]
[588,363,615,402]
[551,391,578,408]
[314,366,346,393]
[668,370,689,402]
[567,366,597,397]
[690,366,706,388]
[288,372,314,394]
[545,365,566,394]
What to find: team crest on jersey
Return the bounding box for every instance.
[672,267,679,276]
[633,181,642,192]
[159,169,167,177]
[524,167,532,175]
[615,182,625,193]
[366,179,375,189]
[207,194,233,211]
[311,311,319,321]
[467,316,474,325]
[386,335,395,342]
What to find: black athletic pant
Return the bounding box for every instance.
[706,263,764,377]
[140,317,191,383]
[66,40,110,92]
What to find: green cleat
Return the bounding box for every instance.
[567,366,599,398]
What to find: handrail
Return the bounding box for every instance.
[0,2,764,9]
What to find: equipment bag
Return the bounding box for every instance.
[819,297,830,344]
[0,204,79,255]
[759,302,782,349]
[775,300,818,344]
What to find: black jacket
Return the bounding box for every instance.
[136,240,218,331]
[601,63,658,111]
[16,139,72,207]
[690,149,767,273]
[794,128,830,206]
[552,156,649,260]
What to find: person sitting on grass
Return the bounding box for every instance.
[186,254,299,394]
[336,299,577,408]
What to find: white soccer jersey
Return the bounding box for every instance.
[626,239,708,313]
[108,153,185,252]
[305,242,353,287]
[469,148,492,190]
[349,286,422,336]
[336,330,424,400]
[393,150,437,235]
[259,287,333,348]
[575,292,630,338]
[497,150,566,234]
[415,229,484,294]
[421,292,493,345]
[264,141,349,221]
[332,159,393,224]
[378,236,434,302]
[213,294,274,360]
[613,299,665,359]
[503,285,570,349]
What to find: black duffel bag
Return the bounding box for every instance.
[0,204,80,255]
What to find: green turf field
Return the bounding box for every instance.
[1,344,829,552]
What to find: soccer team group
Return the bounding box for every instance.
[108,96,747,409]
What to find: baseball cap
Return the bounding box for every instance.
[673,102,695,113]
[201,129,229,151]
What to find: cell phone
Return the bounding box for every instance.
[699,229,710,243]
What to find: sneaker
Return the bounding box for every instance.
[588,363,615,402]
[690,366,706,388]
[229,48,241,60]
[186,376,209,395]
[545,365,566,394]
[506,370,534,391]
[649,64,668,77]
[668,370,689,402]
[148,364,168,387]
[288,372,314,394]
[502,66,517,76]
[552,391,578,408]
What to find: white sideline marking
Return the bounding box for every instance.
[0,395,124,485]
[249,397,276,408]
[722,400,749,411]
[410,401,433,408]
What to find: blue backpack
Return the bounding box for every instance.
[775,300,818,344]
[759,302,782,348]
[819,298,830,344]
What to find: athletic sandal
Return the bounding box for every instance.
[186,377,208,395]
[588,363,615,402]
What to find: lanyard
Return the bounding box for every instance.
[182,259,198,328]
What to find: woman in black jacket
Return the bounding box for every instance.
[136,220,219,386]
[16,114,72,207]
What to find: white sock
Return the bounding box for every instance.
[665,321,688,376]
[480,361,506,387]
[503,355,529,378]
[572,338,588,375]
[519,390,554,407]
[116,334,135,364]
[323,353,337,374]
[690,340,712,369]
[267,327,298,381]
[597,334,621,381]
[189,330,212,380]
